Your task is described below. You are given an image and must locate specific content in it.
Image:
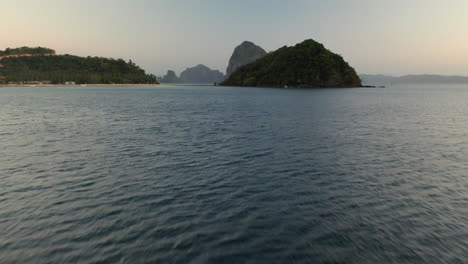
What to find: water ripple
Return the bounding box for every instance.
[0,85,467,263]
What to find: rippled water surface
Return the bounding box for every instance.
[1,85,467,263]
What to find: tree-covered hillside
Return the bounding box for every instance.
[0,47,55,56]
[0,51,158,84]
[222,39,361,88]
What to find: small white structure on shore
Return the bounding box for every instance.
[65,81,75,85]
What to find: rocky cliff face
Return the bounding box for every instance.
[226,41,267,78]
[180,64,224,83]
[160,70,181,83]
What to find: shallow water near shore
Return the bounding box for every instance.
[1,84,467,263]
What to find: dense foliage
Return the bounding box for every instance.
[222,39,362,88]
[0,47,55,56]
[0,54,158,84]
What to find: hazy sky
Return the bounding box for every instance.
[1,0,468,76]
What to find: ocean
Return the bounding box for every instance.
[0,85,467,263]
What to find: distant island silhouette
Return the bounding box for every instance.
[160,65,224,84]
[360,74,468,86]
[226,41,267,78]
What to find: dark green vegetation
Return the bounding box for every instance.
[0,47,55,56]
[222,39,362,88]
[0,47,157,84]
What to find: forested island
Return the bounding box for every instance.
[222,39,362,88]
[0,47,158,84]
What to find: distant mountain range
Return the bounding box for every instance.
[360,74,468,85]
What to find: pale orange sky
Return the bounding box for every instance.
[1,0,468,76]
